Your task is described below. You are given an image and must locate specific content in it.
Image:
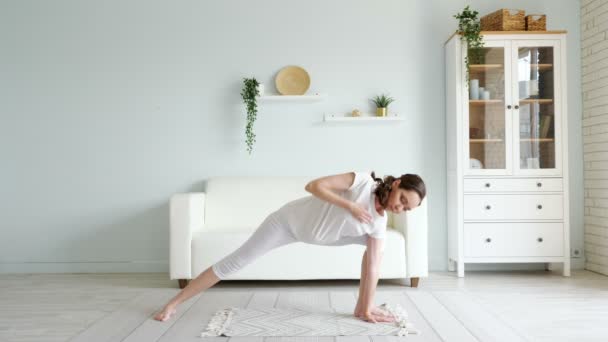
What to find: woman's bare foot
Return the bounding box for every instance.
[154,305,177,322]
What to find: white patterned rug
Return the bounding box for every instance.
[200,303,418,337]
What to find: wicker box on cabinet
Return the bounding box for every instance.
[526,15,547,31]
[481,9,525,31]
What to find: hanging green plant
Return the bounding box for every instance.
[240,78,260,154]
[454,6,484,84]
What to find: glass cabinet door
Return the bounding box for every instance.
[465,42,511,175]
[512,41,561,175]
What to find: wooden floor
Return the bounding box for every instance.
[1,271,607,342]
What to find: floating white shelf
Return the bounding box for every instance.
[258,93,327,103]
[323,113,405,122]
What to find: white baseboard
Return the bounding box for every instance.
[432,258,586,272]
[572,258,586,269]
[0,261,168,273]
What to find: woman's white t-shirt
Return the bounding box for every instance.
[276,172,388,245]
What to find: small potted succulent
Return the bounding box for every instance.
[371,94,395,117]
[241,78,260,154]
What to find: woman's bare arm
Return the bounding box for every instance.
[358,237,384,316]
[355,250,368,313]
[305,172,372,223]
[305,172,355,209]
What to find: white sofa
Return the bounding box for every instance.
[170,176,428,288]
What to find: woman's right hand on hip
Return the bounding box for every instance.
[348,202,372,224]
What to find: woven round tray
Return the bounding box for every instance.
[275,66,310,95]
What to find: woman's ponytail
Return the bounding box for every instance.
[370,171,426,208]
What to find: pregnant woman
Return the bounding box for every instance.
[154,171,426,323]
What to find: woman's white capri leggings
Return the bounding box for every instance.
[211,212,367,280]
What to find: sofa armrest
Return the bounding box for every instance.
[170,192,205,280]
[391,197,428,278]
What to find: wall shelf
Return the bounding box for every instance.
[324,113,405,122]
[258,93,327,103]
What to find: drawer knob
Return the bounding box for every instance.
[485,205,492,210]
[485,238,492,243]
[537,204,543,210]
[485,183,491,188]
[537,182,542,187]
[537,237,543,242]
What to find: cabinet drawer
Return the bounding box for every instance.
[464,222,564,257]
[464,178,563,193]
[464,194,563,220]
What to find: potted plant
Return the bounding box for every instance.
[241,78,260,154]
[454,5,484,83]
[371,94,395,117]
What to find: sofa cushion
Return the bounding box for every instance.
[203,176,312,231]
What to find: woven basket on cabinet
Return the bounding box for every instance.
[480,9,525,31]
[525,14,547,31]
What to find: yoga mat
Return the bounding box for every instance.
[201,303,418,337]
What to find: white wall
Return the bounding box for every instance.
[0,0,583,273]
[582,0,608,276]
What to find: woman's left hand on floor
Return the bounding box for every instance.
[354,306,396,323]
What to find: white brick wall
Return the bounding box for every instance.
[582,0,608,276]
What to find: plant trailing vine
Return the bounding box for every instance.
[454,6,484,84]
[241,78,260,154]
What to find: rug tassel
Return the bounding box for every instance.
[201,307,236,337]
[379,303,420,336]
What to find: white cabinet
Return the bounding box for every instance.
[445,31,570,277]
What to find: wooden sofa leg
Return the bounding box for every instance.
[178,279,189,289]
[410,277,420,288]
